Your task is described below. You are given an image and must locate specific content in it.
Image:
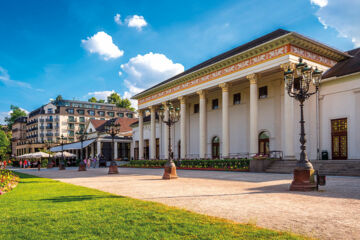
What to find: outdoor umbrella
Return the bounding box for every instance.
[29,152,53,159]
[53,151,76,158]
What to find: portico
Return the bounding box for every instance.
[131,29,350,160]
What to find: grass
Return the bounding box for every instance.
[0,172,309,240]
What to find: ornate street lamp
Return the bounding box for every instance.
[76,129,87,171]
[103,118,121,174]
[283,57,322,191]
[57,134,67,170]
[158,101,180,179]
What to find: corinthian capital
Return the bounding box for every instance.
[246,73,258,85]
[197,90,206,99]
[280,62,295,71]
[219,83,229,92]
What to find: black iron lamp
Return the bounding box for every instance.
[158,101,180,179]
[283,57,323,191]
[56,134,67,170]
[76,128,87,171]
[103,118,121,174]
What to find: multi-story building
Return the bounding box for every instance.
[11,116,27,156]
[13,99,136,156]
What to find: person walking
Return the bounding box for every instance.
[37,160,41,171]
[19,160,23,168]
[24,159,27,168]
[87,157,91,169]
[92,156,97,168]
[83,158,87,169]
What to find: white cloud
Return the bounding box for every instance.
[0,67,32,89]
[120,52,184,109]
[126,15,148,31]
[118,71,122,76]
[311,0,328,8]
[114,13,122,25]
[312,0,360,47]
[86,90,115,101]
[0,108,29,125]
[81,31,124,60]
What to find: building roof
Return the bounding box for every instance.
[89,117,138,133]
[132,29,349,99]
[323,48,360,79]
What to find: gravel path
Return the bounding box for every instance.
[17,167,360,240]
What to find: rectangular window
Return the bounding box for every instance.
[79,124,85,130]
[79,117,85,122]
[233,93,241,105]
[259,86,268,99]
[67,108,74,114]
[212,99,219,110]
[47,109,53,114]
[194,104,199,113]
[108,112,114,117]
[68,116,75,122]
[84,104,92,109]
[126,113,133,118]
[88,110,95,116]
[98,111,105,116]
[100,118,105,120]
[78,109,84,115]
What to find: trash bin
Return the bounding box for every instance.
[321,150,328,160]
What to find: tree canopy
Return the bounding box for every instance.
[88,92,134,111]
[0,129,10,160]
[5,105,27,129]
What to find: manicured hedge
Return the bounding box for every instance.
[0,170,19,195]
[127,159,250,170]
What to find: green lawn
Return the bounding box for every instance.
[0,172,308,240]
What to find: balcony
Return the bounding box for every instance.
[40,133,45,137]
[54,117,60,121]
[40,119,44,123]
[67,118,77,123]
[26,119,38,125]
[40,126,45,130]
[67,126,75,130]
[46,118,53,122]
[46,126,53,130]
[46,133,53,137]
[55,126,59,129]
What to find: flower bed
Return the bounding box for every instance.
[123,159,250,171]
[0,170,19,195]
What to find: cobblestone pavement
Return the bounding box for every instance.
[16,167,360,240]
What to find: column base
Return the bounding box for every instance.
[108,161,119,174]
[290,168,317,191]
[162,162,178,180]
[78,162,87,171]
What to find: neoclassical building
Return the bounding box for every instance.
[131,29,360,161]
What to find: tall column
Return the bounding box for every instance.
[281,63,295,159]
[90,143,94,157]
[150,106,156,159]
[178,96,187,159]
[197,90,207,159]
[85,146,88,158]
[114,142,118,160]
[97,141,101,157]
[138,110,144,160]
[163,103,169,159]
[247,73,258,155]
[219,83,230,158]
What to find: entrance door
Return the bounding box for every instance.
[331,118,348,160]
[212,137,220,159]
[258,131,270,155]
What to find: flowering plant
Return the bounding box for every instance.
[0,170,19,195]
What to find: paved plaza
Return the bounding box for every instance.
[17,167,360,240]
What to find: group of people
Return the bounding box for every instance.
[83,156,98,169]
[19,159,32,168]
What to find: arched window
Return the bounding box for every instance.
[258,131,270,155]
[212,136,220,159]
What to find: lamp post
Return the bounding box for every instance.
[57,134,67,170]
[103,118,121,174]
[76,129,87,171]
[283,57,322,191]
[158,101,180,179]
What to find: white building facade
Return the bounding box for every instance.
[131,29,360,161]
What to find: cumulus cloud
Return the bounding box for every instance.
[126,15,148,30]
[311,0,360,47]
[86,90,115,101]
[114,13,122,25]
[119,52,184,109]
[0,108,29,124]
[81,31,124,60]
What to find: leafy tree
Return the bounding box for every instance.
[97,99,105,103]
[88,97,97,103]
[5,105,27,129]
[0,129,10,160]
[107,93,122,105]
[55,95,63,102]
[118,99,135,111]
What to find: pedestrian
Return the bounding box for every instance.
[3,161,6,169]
[93,156,97,168]
[24,159,27,168]
[83,158,87,169]
[37,160,41,171]
[19,160,23,168]
[87,157,91,168]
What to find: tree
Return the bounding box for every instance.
[97,99,105,103]
[55,95,63,102]
[107,93,121,105]
[0,129,10,160]
[88,97,97,103]
[118,99,135,111]
[5,105,27,129]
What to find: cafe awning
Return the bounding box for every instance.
[50,138,96,152]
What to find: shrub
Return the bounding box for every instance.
[127,159,250,170]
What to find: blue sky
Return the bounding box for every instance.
[0,0,358,123]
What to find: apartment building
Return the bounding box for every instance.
[13,99,136,156]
